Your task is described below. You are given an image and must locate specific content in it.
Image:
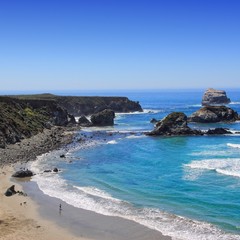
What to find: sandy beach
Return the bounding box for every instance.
[0,127,171,240]
[0,166,89,240]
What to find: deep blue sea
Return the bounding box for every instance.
[30,90,240,240]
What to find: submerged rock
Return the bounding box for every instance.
[148,112,202,136]
[188,106,238,123]
[202,88,231,106]
[150,118,158,124]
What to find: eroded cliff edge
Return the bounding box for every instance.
[0,94,143,148]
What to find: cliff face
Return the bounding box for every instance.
[13,94,143,116]
[0,97,74,148]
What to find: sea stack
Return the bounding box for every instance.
[147,112,202,136]
[202,88,231,106]
[188,106,239,123]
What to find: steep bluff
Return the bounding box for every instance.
[13,94,143,116]
[0,96,74,148]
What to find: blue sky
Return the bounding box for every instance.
[0,0,240,91]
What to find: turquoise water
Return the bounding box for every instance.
[31,90,240,240]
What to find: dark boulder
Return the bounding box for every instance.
[188,106,238,123]
[206,128,232,135]
[91,109,115,126]
[43,170,52,173]
[202,88,231,106]
[12,169,34,178]
[60,154,65,158]
[53,168,59,172]
[78,115,92,127]
[148,112,202,136]
[5,185,17,196]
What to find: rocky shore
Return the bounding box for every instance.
[0,126,75,167]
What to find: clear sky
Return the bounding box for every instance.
[0,0,240,91]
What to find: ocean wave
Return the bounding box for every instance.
[227,143,240,149]
[185,158,240,178]
[107,140,118,144]
[188,104,202,107]
[73,186,122,202]
[116,109,163,116]
[126,135,146,139]
[30,157,240,240]
[229,102,240,105]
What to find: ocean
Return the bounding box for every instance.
[30,89,240,240]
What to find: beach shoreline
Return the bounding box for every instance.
[0,126,172,240]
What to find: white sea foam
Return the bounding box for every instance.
[30,154,240,240]
[188,104,202,107]
[116,109,162,116]
[107,140,118,144]
[227,143,240,149]
[126,135,146,139]
[185,158,240,178]
[74,186,122,202]
[229,102,240,105]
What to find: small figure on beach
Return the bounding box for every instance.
[59,204,62,212]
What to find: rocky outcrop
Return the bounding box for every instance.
[202,88,231,106]
[148,112,235,137]
[148,112,202,136]
[78,115,92,127]
[91,109,115,126]
[12,169,34,178]
[188,106,238,123]
[206,128,232,135]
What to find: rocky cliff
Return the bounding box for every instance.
[202,88,231,106]
[0,96,75,148]
[0,94,143,148]
[188,106,239,123]
[13,94,143,116]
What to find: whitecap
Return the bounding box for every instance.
[126,135,146,139]
[185,158,240,178]
[115,109,163,116]
[229,102,240,105]
[107,140,118,144]
[227,143,240,149]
